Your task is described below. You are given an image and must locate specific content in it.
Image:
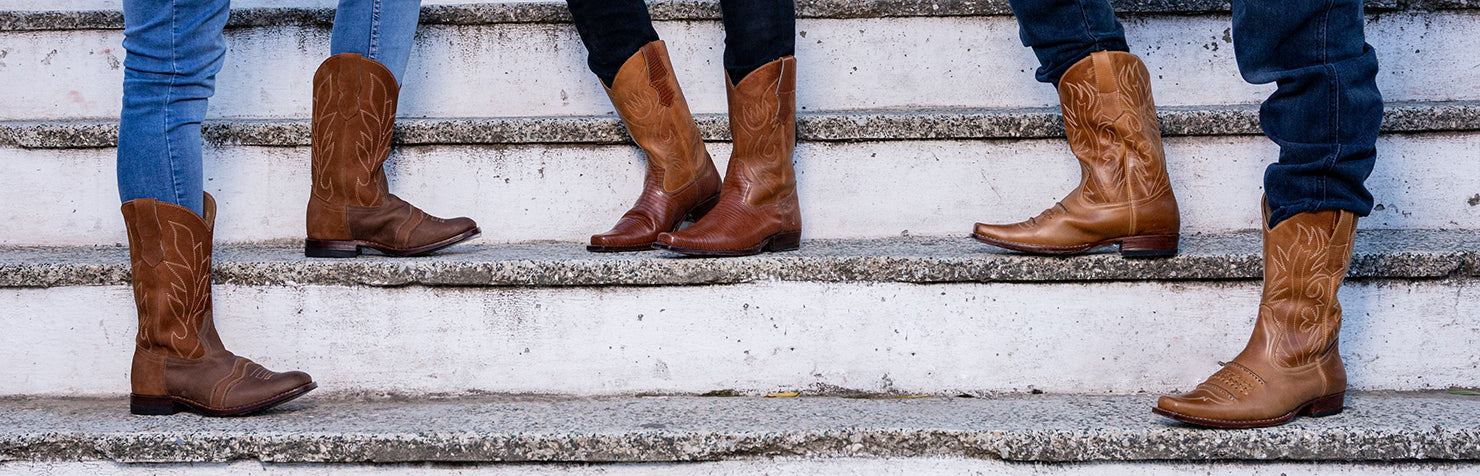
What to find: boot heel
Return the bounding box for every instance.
[1304,392,1345,418]
[305,239,359,258]
[764,231,802,252]
[684,194,721,223]
[130,394,179,415]
[1119,234,1179,258]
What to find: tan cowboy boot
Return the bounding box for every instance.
[123,193,316,416]
[306,53,479,258]
[973,51,1179,258]
[589,41,722,252]
[654,56,801,256]
[1155,203,1357,428]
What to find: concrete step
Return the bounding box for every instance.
[2,103,1477,246]
[3,231,1477,396]
[0,3,1476,121]
[2,392,1478,464]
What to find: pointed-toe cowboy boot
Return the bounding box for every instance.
[123,193,316,416]
[654,56,801,257]
[306,53,479,258]
[589,41,722,252]
[1155,204,1357,428]
[973,51,1179,258]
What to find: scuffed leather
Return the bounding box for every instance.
[591,41,722,249]
[123,194,313,410]
[1158,204,1356,422]
[308,53,476,251]
[974,51,1179,249]
[657,56,801,252]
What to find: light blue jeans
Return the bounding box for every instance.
[118,0,421,215]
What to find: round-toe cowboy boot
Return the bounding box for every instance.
[973,51,1180,258]
[1155,202,1357,428]
[654,56,801,257]
[590,41,722,252]
[123,193,316,416]
[306,53,480,258]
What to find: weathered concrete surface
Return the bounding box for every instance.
[7,459,1480,476]
[3,14,1476,121]
[0,393,1477,464]
[3,132,1479,246]
[3,0,1465,32]
[0,231,1476,288]
[4,101,1477,149]
[2,279,1477,395]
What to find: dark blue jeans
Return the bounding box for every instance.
[565,0,795,85]
[1009,0,1381,227]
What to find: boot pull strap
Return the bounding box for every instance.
[123,199,164,267]
[640,43,676,108]
[1091,51,1118,95]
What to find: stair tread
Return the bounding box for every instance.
[2,229,1475,287]
[3,101,1477,149]
[3,0,1472,32]
[1,392,1476,463]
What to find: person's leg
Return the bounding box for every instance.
[1007,0,1129,85]
[306,0,480,258]
[566,0,660,87]
[1235,0,1381,227]
[1156,0,1379,428]
[330,0,422,84]
[654,0,799,257]
[973,0,1179,258]
[718,0,794,82]
[118,0,231,215]
[119,0,316,417]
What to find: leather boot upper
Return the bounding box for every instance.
[657,56,801,252]
[307,53,476,251]
[1158,206,1356,423]
[974,51,1179,251]
[591,41,722,249]
[123,194,313,412]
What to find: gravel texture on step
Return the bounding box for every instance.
[1,392,1477,463]
[1,230,1475,287]
[1,101,1476,149]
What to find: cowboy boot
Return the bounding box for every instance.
[123,193,316,416]
[654,56,801,256]
[589,41,722,252]
[973,51,1179,258]
[306,53,480,258]
[1155,203,1357,428]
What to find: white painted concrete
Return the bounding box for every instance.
[2,133,1475,246]
[5,459,1480,475]
[2,13,1478,120]
[1,279,1475,396]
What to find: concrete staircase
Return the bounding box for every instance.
[2,0,1478,473]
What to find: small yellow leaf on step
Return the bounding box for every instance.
[764,392,800,398]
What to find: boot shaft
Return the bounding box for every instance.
[1251,207,1358,368]
[605,41,709,193]
[724,56,798,208]
[1057,51,1172,206]
[310,53,398,209]
[120,194,222,360]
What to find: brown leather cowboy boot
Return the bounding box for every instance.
[123,193,316,416]
[973,51,1179,258]
[654,56,801,256]
[1155,203,1357,428]
[306,53,479,258]
[589,41,722,252]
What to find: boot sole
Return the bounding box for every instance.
[1151,391,1345,429]
[306,228,481,258]
[652,230,801,257]
[587,193,722,253]
[971,232,1179,259]
[130,381,318,417]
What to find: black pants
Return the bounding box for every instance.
[565,0,795,85]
